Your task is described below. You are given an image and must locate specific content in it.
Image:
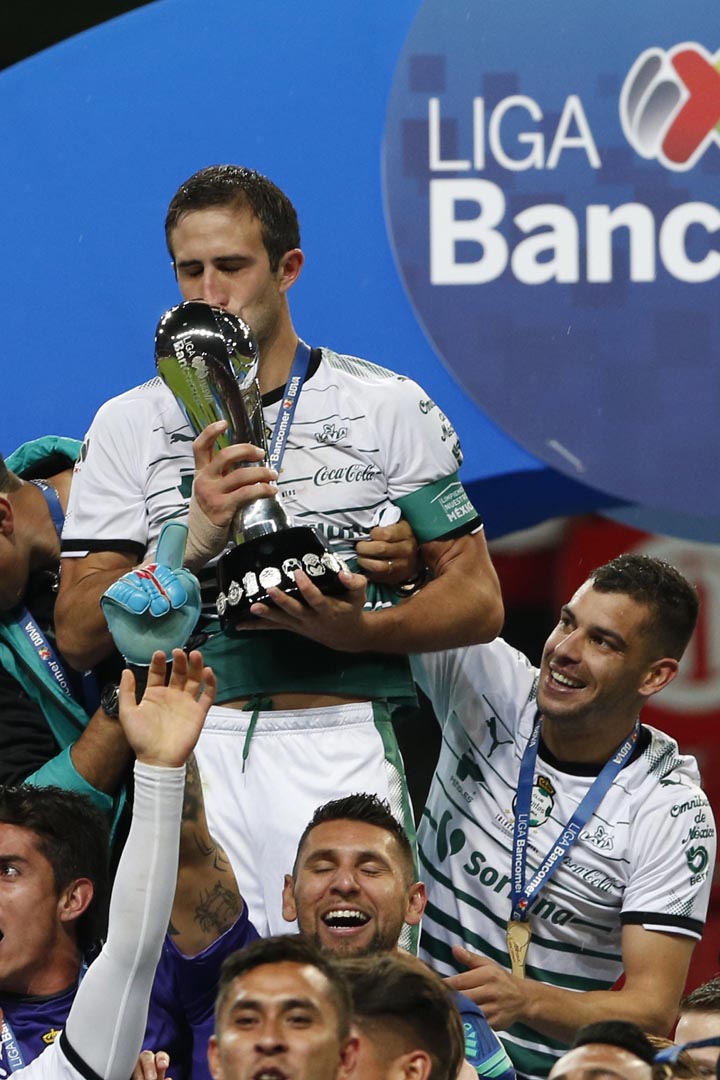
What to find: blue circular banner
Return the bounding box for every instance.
[384,0,720,517]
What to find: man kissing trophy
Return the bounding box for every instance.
[155,301,346,634]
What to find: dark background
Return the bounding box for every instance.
[2,1,154,70]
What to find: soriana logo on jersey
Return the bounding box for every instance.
[383,2,720,518]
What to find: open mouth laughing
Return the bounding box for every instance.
[321,909,370,933]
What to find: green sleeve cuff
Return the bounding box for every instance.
[394,473,480,543]
[25,745,115,813]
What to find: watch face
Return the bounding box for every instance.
[100,683,120,718]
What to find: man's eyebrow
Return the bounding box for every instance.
[305,847,391,866]
[0,854,28,866]
[561,604,627,649]
[228,996,319,1014]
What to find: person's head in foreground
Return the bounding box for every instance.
[283,793,425,957]
[548,1020,657,1080]
[675,977,720,1078]
[339,951,465,1080]
[208,934,358,1080]
[0,783,109,995]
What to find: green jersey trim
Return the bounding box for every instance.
[395,473,479,543]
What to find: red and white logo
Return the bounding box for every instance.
[620,43,720,170]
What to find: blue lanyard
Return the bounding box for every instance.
[18,480,99,713]
[29,480,64,540]
[510,714,640,922]
[0,1017,26,1073]
[267,340,312,471]
[15,609,76,699]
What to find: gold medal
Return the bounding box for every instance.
[506,919,532,979]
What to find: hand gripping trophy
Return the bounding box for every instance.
[155,301,346,633]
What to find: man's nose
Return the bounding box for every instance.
[255,1021,287,1054]
[553,628,582,660]
[197,270,229,308]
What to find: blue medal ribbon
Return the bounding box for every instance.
[29,480,64,540]
[267,340,312,472]
[0,1017,26,1073]
[510,714,640,922]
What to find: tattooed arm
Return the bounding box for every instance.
[168,753,243,957]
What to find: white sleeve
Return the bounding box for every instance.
[57,761,185,1080]
[411,638,537,734]
[622,777,716,939]
[61,396,152,561]
[372,376,480,542]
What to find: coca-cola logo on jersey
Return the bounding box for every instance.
[313,464,379,486]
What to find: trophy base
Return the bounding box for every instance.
[216,527,348,635]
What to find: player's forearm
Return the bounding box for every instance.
[344,536,504,654]
[64,761,186,1080]
[376,571,502,652]
[519,981,678,1045]
[69,708,133,795]
[170,754,243,956]
[55,568,128,669]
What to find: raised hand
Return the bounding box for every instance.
[117,649,217,769]
[101,522,202,665]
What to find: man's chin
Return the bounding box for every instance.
[312,928,386,958]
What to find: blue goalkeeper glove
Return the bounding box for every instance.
[101,522,202,665]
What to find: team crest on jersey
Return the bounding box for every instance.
[42,1029,61,1046]
[530,775,555,827]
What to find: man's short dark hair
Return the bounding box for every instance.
[0,454,21,495]
[164,164,300,271]
[293,793,414,882]
[215,934,352,1038]
[0,785,110,952]
[590,554,698,660]
[681,976,720,1013]
[339,952,465,1080]
[572,1020,657,1065]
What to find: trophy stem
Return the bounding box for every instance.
[235,495,291,543]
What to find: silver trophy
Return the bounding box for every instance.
[155,301,346,633]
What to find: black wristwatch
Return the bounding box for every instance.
[100,682,120,719]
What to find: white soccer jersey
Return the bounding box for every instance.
[62,348,476,565]
[14,1033,98,1080]
[412,640,716,1080]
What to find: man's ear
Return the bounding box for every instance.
[393,1049,433,1080]
[208,1034,223,1080]
[0,497,15,538]
[338,1035,360,1080]
[404,881,427,927]
[57,878,94,926]
[638,657,679,699]
[277,248,304,294]
[282,873,298,922]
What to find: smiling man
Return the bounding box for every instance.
[407,553,716,1080]
[282,793,515,1080]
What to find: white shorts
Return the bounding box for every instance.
[194,700,415,937]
